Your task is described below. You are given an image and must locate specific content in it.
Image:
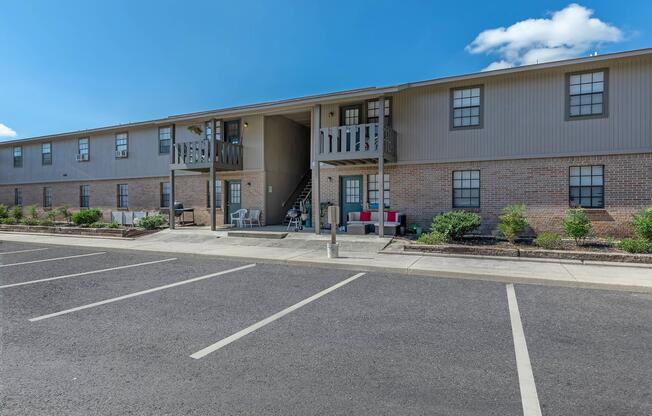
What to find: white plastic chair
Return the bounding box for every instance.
[230,208,247,228]
[244,209,261,227]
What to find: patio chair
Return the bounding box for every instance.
[244,209,261,227]
[230,208,247,228]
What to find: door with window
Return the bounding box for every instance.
[225,180,242,223]
[339,175,363,228]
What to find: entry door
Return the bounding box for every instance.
[339,175,363,228]
[225,180,242,222]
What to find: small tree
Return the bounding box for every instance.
[497,204,529,244]
[562,208,592,245]
[632,206,652,241]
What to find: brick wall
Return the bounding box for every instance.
[0,170,267,226]
[319,153,652,237]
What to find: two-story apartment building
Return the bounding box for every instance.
[1,48,651,236]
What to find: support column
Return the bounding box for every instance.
[169,123,176,230]
[210,118,217,231]
[311,104,321,234]
[377,97,385,238]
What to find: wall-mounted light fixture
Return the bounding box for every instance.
[328,112,334,117]
[247,182,251,186]
[327,176,332,182]
[244,122,249,128]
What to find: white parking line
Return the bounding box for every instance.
[190,272,366,359]
[0,252,105,268]
[0,248,49,255]
[0,258,177,289]
[506,284,542,416]
[29,263,256,322]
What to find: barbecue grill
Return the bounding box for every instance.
[286,208,302,231]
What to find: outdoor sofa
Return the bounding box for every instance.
[346,211,406,235]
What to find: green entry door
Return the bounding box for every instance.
[339,175,363,228]
[225,180,242,223]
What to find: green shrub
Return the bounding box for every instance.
[618,238,652,254]
[0,204,8,219]
[562,208,592,245]
[534,232,564,250]
[20,217,39,226]
[26,204,39,219]
[0,217,17,225]
[9,206,23,220]
[38,219,54,226]
[417,231,448,245]
[88,222,107,228]
[496,204,529,243]
[138,214,166,230]
[56,206,72,223]
[71,208,103,225]
[632,206,652,241]
[45,210,57,221]
[108,221,120,229]
[431,210,481,241]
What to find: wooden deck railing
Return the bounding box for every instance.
[172,140,243,170]
[317,123,397,163]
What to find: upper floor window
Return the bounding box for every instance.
[568,70,607,119]
[159,127,171,154]
[117,184,128,208]
[367,174,390,209]
[205,120,222,141]
[43,187,52,208]
[224,120,240,144]
[13,146,22,168]
[341,105,361,126]
[451,87,482,129]
[78,138,89,161]
[41,142,52,165]
[80,185,90,208]
[569,165,604,208]
[14,188,22,206]
[115,132,128,158]
[367,99,391,125]
[453,170,480,208]
[160,182,171,208]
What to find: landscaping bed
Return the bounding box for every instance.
[0,224,156,238]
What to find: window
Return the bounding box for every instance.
[569,165,604,208]
[80,185,90,208]
[341,105,360,126]
[206,180,222,208]
[224,120,240,144]
[568,70,606,118]
[451,87,482,129]
[43,187,52,208]
[367,99,391,125]
[367,174,390,208]
[78,138,89,160]
[453,170,480,208]
[14,188,22,206]
[41,143,52,165]
[117,184,128,208]
[13,146,22,168]
[115,132,128,157]
[159,127,171,154]
[160,182,171,208]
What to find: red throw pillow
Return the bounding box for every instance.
[387,211,397,222]
[360,211,371,221]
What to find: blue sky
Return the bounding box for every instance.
[1,0,650,139]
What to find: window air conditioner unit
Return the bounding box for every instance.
[116,150,128,158]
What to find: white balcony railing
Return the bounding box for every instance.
[317,123,397,163]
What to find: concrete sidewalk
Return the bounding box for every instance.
[1,228,651,293]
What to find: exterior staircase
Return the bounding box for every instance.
[282,173,312,226]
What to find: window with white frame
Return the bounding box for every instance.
[569,165,604,208]
[117,184,128,208]
[568,70,606,118]
[159,127,171,154]
[367,174,389,208]
[453,170,480,208]
[452,87,482,128]
[80,185,90,208]
[42,143,52,165]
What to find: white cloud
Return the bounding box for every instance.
[466,3,623,71]
[0,123,18,139]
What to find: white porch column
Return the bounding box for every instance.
[377,97,385,238]
[311,104,321,234]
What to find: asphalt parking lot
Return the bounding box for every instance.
[1,240,651,415]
